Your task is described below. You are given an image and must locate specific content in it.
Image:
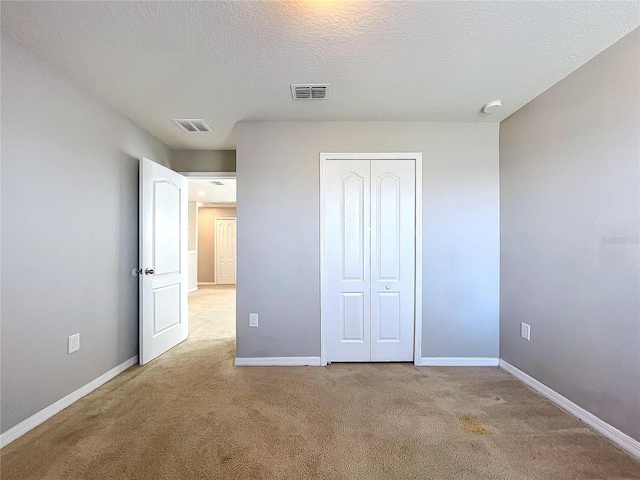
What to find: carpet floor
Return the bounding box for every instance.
[2,286,639,479]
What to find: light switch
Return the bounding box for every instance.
[521,322,531,341]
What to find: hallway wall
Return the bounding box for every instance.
[172,150,236,173]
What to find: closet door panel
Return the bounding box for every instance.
[371,160,415,361]
[324,160,371,362]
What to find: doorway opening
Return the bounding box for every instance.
[185,173,237,343]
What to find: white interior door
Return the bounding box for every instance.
[139,157,188,365]
[323,158,415,362]
[215,217,236,285]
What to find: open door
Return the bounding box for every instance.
[139,157,188,365]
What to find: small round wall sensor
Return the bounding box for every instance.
[482,100,503,114]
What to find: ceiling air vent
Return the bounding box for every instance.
[207,202,236,207]
[291,84,330,100]
[172,118,214,133]
[210,180,224,185]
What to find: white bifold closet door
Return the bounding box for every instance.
[324,159,415,362]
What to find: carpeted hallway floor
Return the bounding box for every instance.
[2,286,639,479]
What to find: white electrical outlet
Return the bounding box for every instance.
[249,313,259,327]
[521,323,531,341]
[68,333,80,353]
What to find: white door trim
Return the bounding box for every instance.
[319,153,423,366]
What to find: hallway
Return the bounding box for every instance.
[188,285,236,341]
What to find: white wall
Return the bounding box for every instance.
[236,122,499,359]
[188,253,198,291]
[500,29,640,441]
[1,36,172,433]
[187,201,198,291]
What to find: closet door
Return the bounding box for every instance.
[324,160,371,362]
[323,158,416,363]
[370,160,415,361]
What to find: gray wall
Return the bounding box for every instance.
[500,29,640,441]
[1,36,172,433]
[236,122,500,359]
[172,150,236,173]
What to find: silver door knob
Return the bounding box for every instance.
[385,285,390,290]
[145,268,155,275]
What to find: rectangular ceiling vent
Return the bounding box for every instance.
[210,180,224,185]
[291,84,330,100]
[207,201,236,207]
[172,118,214,133]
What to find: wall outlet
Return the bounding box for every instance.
[520,323,531,341]
[68,333,80,353]
[249,313,259,327]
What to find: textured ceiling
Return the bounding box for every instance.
[2,1,638,150]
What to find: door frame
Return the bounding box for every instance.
[319,153,423,366]
[214,216,237,285]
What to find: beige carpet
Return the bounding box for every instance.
[2,286,639,479]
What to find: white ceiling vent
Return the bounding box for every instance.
[210,180,224,185]
[207,201,236,207]
[291,84,330,100]
[173,118,214,133]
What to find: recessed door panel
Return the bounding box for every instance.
[153,284,181,335]
[376,173,401,281]
[342,292,365,341]
[376,291,401,341]
[154,180,181,275]
[342,174,365,281]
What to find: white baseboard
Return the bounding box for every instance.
[188,287,198,293]
[235,357,321,366]
[0,355,138,449]
[418,357,499,367]
[499,359,640,460]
